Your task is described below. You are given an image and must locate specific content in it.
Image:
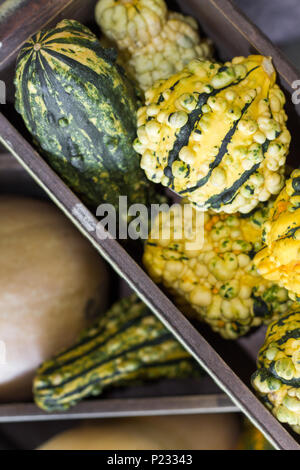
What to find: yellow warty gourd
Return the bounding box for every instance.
[254,170,300,301]
[252,308,300,435]
[143,202,291,339]
[134,55,291,214]
[128,12,213,90]
[95,0,167,52]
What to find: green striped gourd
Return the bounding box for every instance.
[252,308,300,434]
[15,19,158,210]
[33,295,199,412]
[134,55,291,214]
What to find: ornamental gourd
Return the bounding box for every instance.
[237,420,273,450]
[254,170,300,301]
[95,0,168,52]
[15,19,158,211]
[143,202,291,339]
[252,308,300,435]
[0,197,109,402]
[128,12,213,91]
[34,295,199,412]
[134,55,291,214]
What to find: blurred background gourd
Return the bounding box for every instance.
[0,197,109,401]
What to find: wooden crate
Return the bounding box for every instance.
[0,152,235,422]
[0,0,299,449]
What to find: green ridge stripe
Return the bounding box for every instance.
[39,53,121,175]
[43,47,135,130]
[204,140,270,209]
[37,357,195,407]
[35,54,72,159]
[40,25,96,43]
[43,37,117,64]
[164,66,259,187]
[41,312,152,375]
[20,52,36,133]
[179,98,254,194]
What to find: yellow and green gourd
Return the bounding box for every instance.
[34,295,199,412]
[95,0,168,53]
[134,55,291,214]
[143,202,291,339]
[254,170,300,301]
[252,308,300,434]
[14,19,158,211]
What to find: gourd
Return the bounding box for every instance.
[95,0,168,53]
[134,55,291,214]
[15,19,158,211]
[128,12,213,91]
[33,295,199,411]
[38,414,240,450]
[143,202,291,339]
[254,170,300,301]
[252,308,300,434]
[0,197,109,402]
[237,420,273,450]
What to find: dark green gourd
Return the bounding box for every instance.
[15,19,157,210]
[33,295,199,412]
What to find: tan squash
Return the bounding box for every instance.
[0,197,109,402]
[38,414,240,450]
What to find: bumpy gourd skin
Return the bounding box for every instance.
[34,296,199,412]
[254,170,300,301]
[95,0,167,52]
[134,55,291,214]
[252,309,300,435]
[127,12,213,91]
[143,205,292,339]
[143,202,291,339]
